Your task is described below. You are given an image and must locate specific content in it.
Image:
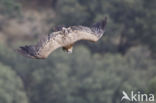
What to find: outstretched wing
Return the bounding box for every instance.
[17,17,107,59]
[17,31,65,59]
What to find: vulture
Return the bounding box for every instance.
[17,17,107,59]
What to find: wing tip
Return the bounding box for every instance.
[91,16,107,38]
[16,46,38,59]
[16,46,47,59]
[92,16,107,30]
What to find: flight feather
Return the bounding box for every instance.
[17,17,107,59]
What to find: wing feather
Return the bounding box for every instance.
[17,17,107,59]
[17,31,63,59]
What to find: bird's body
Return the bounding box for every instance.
[17,17,107,59]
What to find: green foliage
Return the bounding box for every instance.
[149,77,156,96]
[0,45,154,103]
[55,0,89,25]
[0,0,156,103]
[54,0,156,55]
[27,46,155,103]
[0,0,21,16]
[0,63,28,103]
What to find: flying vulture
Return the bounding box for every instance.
[17,17,107,59]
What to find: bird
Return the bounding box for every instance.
[16,17,107,59]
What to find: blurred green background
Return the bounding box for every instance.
[0,0,156,103]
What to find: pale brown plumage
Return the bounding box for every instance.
[17,17,107,59]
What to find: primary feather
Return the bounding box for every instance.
[17,17,107,59]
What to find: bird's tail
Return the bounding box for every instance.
[16,45,37,59]
[91,17,107,39]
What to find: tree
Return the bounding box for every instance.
[0,0,21,17]
[23,46,156,103]
[55,0,89,26]
[53,0,156,55]
[149,77,156,96]
[0,63,28,103]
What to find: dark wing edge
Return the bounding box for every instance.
[91,16,107,39]
[70,16,107,40]
[16,34,55,59]
[16,45,39,59]
[16,31,64,59]
[16,17,107,59]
